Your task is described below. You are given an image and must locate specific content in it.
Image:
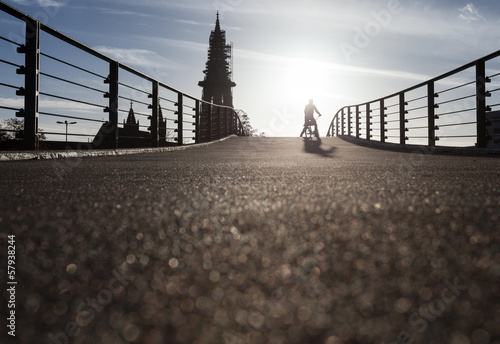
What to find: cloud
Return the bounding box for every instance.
[93,46,184,70]
[93,7,153,17]
[141,37,208,53]
[175,19,212,27]
[234,48,431,84]
[458,3,485,21]
[0,97,97,113]
[8,0,67,7]
[0,97,23,108]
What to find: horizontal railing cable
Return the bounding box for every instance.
[435,94,475,106]
[436,80,475,95]
[0,58,22,68]
[0,35,22,46]
[0,82,20,90]
[436,108,475,117]
[385,111,400,116]
[118,82,150,95]
[39,111,106,123]
[117,96,150,107]
[39,92,105,109]
[437,121,476,128]
[40,72,106,94]
[407,115,428,121]
[41,52,106,79]
[0,105,21,111]
[42,131,96,137]
[117,108,149,117]
[407,105,428,112]
[406,95,427,103]
[438,135,476,138]
[162,108,177,113]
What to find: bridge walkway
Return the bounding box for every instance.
[1,137,499,344]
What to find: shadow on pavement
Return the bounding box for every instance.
[303,138,336,157]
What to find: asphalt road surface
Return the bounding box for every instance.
[1,137,499,344]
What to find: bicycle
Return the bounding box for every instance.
[302,116,320,139]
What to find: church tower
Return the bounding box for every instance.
[199,12,235,106]
[122,101,139,136]
[198,13,236,140]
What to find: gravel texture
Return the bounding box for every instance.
[0,136,499,344]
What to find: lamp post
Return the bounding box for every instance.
[57,121,77,143]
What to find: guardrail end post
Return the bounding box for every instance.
[177,93,183,146]
[476,60,488,148]
[23,18,40,150]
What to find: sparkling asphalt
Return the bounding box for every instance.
[1,136,499,344]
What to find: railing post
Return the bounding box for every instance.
[341,108,345,136]
[380,99,385,143]
[229,109,234,135]
[347,107,351,136]
[208,103,213,141]
[107,61,119,149]
[224,107,228,137]
[177,93,183,145]
[23,18,40,150]
[195,100,200,143]
[233,112,236,136]
[399,92,406,145]
[222,108,225,137]
[427,81,436,147]
[217,106,221,139]
[366,103,371,140]
[235,114,240,135]
[150,81,159,147]
[476,60,488,148]
[355,105,360,138]
[336,112,339,136]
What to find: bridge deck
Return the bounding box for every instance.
[1,137,499,344]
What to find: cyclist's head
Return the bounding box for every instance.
[309,99,313,104]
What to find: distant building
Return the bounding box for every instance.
[92,102,168,148]
[121,101,144,138]
[487,111,500,147]
[198,12,236,141]
[158,105,167,145]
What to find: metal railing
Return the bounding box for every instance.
[327,49,500,148]
[0,2,246,150]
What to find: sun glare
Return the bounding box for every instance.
[276,57,331,108]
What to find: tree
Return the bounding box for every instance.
[236,109,258,137]
[0,118,46,140]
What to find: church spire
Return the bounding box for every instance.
[215,11,220,32]
[126,101,137,125]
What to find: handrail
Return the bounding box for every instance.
[0,1,246,150]
[327,48,500,148]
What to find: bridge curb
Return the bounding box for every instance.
[0,136,236,161]
[338,135,500,157]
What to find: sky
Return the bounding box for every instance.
[1,0,500,143]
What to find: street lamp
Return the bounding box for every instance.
[57,121,77,143]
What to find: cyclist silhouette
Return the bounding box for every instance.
[300,99,322,138]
